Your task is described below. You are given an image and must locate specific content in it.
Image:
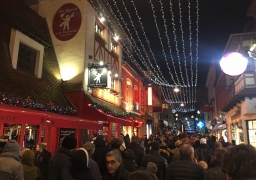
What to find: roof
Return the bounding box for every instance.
[84,92,127,116]
[0,0,52,47]
[0,0,72,109]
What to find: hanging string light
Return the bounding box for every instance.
[91,0,199,112]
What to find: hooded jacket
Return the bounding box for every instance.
[21,150,39,180]
[0,140,24,180]
[48,146,75,180]
[92,138,110,175]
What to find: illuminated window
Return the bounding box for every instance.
[95,23,102,35]
[111,41,117,52]
[111,77,115,89]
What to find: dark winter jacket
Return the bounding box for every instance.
[194,144,213,167]
[122,149,138,173]
[92,138,110,175]
[0,140,24,180]
[141,150,168,180]
[34,150,51,178]
[204,160,226,180]
[159,147,173,164]
[88,156,102,180]
[168,156,204,180]
[48,147,75,180]
[127,143,144,167]
[72,148,91,180]
[102,163,130,180]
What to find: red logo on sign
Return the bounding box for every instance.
[52,3,82,41]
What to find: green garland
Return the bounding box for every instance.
[0,92,76,115]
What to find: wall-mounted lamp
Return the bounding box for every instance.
[100,17,105,23]
[99,61,104,66]
[114,73,118,77]
[114,35,119,41]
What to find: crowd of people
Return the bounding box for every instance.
[0,133,256,180]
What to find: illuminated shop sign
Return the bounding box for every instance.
[89,64,108,88]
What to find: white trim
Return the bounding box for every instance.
[9,29,44,78]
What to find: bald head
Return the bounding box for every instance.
[179,144,194,158]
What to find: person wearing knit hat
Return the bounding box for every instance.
[146,162,157,175]
[48,134,77,180]
[21,150,40,180]
[61,135,77,150]
[0,140,24,179]
[194,138,213,167]
[141,141,168,180]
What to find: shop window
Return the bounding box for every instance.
[3,124,21,142]
[24,124,40,150]
[9,29,44,78]
[111,77,115,89]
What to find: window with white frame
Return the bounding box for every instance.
[95,23,103,35]
[111,77,115,89]
[111,41,117,52]
[9,29,44,78]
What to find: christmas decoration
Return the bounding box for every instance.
[0,92,76,115]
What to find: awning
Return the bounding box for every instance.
[64,91,134,126]
[0,103,102,130]
[0,103,46,124]
[82,105,134,126]
[45,112,102,130]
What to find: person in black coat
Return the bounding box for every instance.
[34,142,51,180]
[168,143,204,180]
[194,138,213,167]
[72,148,91,180]
[122,149,138,173]
[103,149,130,180]
[127,136,144,168]
[204,148,226,180]
[92,135,110,176]
[140,141,168,180]
[48,135,77,180]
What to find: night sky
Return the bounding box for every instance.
[105,0,252,86]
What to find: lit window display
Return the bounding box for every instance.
[247,120,256,147]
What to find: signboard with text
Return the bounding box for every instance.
[52,3,82,41]
[59,128,76,146]
[89,67,108,88]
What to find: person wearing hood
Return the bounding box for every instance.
[92,135,110,176]
[72,148,91,180]
[48,134,77,180]
[0,140,24,180]
[194,138,213,167]
[21,149,40,180]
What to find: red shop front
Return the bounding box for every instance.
[65,91,135,141]
[0,103,102,154]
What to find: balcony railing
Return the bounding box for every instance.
[222,72,256,112]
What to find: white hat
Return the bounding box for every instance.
[200,138,207,144]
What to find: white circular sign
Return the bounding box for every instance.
[220,52,248,76]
